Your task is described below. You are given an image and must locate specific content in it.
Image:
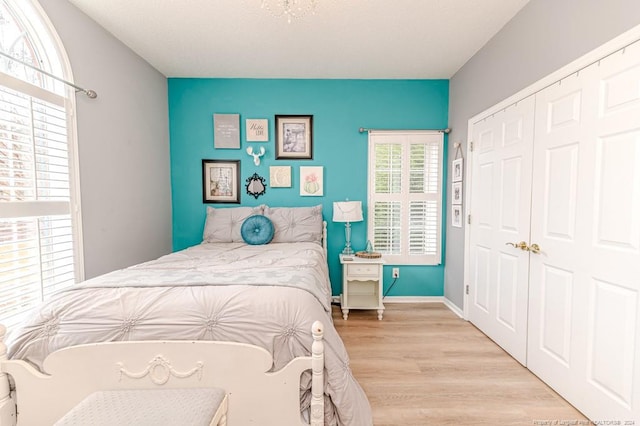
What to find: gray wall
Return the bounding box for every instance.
[445,0,640,309]
[38,0,172,279]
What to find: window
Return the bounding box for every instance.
[367,131,443,265]
[0,0,82,327]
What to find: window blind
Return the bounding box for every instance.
[0,83,76,326]
[368,131,443,265]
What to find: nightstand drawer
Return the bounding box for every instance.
[346,263,379,277]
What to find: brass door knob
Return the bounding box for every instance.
[506,241,529,251]
[529,243,541,254]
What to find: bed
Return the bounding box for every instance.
[0,205,373,425]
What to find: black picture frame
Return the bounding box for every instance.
[245,173,267,199]
[275,115,313,159]
[202,159,240,203]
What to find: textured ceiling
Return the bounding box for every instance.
[66,0,530,79]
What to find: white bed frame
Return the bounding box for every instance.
[0,321,325,425]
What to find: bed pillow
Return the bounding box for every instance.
[203,205,264,243]
[240,215,275,245]
[263,205,323,244]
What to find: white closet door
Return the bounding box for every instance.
[528,42,640,422]
[468,96,535,365]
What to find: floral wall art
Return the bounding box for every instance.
[300,166,323,196]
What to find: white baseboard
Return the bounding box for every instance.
[382,296,444,303]
[332,295,466,320]
[333,295,444,304]
[443,298,465,319]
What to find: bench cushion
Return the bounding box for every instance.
[54,388,226,426]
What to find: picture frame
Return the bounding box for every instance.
[452,181,463,205]
[245,173,267,199]
[270,166,292,188]
[275,115,313,159]
[246,119,269,142]
[202,159,240,203]
[213,114,240,149]
[452,205,463,228]
[452,158,463,182]
[300,166,323,196]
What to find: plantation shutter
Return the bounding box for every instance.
[368,131,443,265]
[0,78,77,326]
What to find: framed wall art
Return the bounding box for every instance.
[452,205,463,228]
[270,166,292,188]
[213,114,240,149]
[300,166,323,196]
[246,119,269,142]
[202,159,240,203]
[452,158,463,182]
[452,181,463,205]
[275,115,313,159]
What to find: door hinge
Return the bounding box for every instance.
[466,285,469,295]
[470,141,474,152]
[467,214,471,225]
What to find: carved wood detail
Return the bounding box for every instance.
[117,355,203,385]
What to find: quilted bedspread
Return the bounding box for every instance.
[6,242,372,425]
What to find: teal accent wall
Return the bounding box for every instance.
[168,78,449,296]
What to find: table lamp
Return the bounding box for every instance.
[333,201,363,255]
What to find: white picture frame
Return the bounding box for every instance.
[452,158,463,182]
[452,181,463,205]
[452,205,463,228]
[300,166,323,196]
[246,119,269,142]
[270,166,292,188]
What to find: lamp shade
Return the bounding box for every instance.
[333,201,363,223]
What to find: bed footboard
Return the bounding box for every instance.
[0,322,324,426]
[0,326,16,426]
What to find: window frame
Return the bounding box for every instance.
[367,130,444,265]
[0,0,83,326]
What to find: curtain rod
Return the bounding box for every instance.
[359,127,451,134]
[0,50,97,99]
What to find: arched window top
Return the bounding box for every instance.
[0,0,65,95]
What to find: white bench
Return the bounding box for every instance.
[54,388,228,426]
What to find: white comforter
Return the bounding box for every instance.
[7,242,373,425]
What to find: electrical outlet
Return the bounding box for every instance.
[392,268,399,278]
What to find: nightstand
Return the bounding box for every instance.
[339,254,385,320]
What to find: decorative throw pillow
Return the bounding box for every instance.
[240,215,275,245]
[202,205,264,243]
[263,205,323,244]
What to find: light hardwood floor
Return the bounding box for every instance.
[332,303,587,426]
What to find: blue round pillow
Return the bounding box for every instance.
[241,215,275,245]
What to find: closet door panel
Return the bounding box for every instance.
[539,264,573,366]
[585,44,640,422]
[468,96,535,365]
[542,143,579,240]
[529,42,640,422]
[528,68,593,404]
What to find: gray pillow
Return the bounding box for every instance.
[203,205,264,243]
[264,205,323,244]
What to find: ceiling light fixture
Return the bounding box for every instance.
[261,0,318,23]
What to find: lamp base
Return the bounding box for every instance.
[341,247,354,255]
[342,222,355,256]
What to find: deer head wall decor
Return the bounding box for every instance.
[246,146,266,166]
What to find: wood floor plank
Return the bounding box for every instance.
[332,303,587,426]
